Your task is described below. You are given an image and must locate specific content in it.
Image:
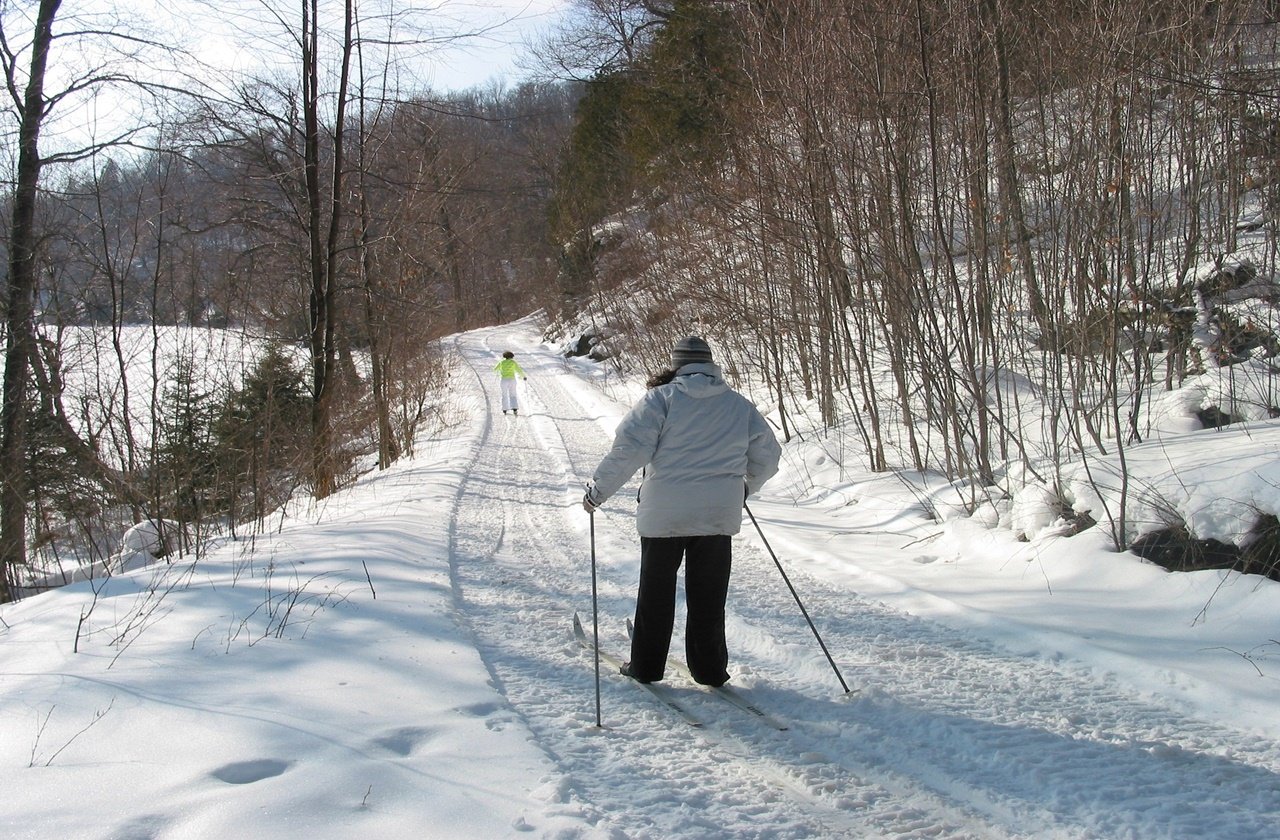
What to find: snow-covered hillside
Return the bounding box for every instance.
[1,317,1278,839]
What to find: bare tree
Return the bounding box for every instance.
[301,0,355,499]
[532,0,672,80]
[1,0,61,602]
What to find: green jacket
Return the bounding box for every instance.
[494,358,526,379]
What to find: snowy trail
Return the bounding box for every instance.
[446,324,1280,839]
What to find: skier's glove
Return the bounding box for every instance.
[582,484,602,514]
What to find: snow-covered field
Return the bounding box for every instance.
[2,317,1278,839]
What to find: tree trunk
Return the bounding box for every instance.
[303,0,354,499]
[978,0,1052,342]
[1,0,62,603]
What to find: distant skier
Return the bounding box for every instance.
[582,336,781,686]
[494,351,528,415]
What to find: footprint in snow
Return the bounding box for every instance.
[371,726,437,757]
[210,758,292,785]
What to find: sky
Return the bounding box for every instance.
[418,0,572,91]
[2,317,1278,838]
[5,0,572,153]
[169,0,574,92]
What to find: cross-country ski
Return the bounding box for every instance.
[626,616,792,731]
[572,612,703,728]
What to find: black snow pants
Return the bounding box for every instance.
[628,534,732,686]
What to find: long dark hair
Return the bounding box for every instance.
[646,368,678,388]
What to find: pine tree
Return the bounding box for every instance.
[154,355,220,523]
[212,344,310,523]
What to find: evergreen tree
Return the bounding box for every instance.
[550,2,744,253]
[212,344,310,522]
[154,356,221,523]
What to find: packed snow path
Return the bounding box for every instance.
[449,324,1280,839]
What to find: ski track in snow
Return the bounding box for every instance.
[447,324,1280,840]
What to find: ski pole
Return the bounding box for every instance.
[589,509,603,727]
[744,503,851,694]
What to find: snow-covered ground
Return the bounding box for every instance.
[2,317,1279,839]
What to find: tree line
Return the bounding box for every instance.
[0,1,578,601]
[551,0,1280,552]
[4,0,1279,601]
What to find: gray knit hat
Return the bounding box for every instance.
[671,335,713,368]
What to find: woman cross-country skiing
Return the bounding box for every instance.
[494,351,527,415]
[582,336,782,686]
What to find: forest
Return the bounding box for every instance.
[2,0,1279,601]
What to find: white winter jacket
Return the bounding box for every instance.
[588,363,782,537]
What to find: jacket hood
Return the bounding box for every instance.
[672,362,728,398]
